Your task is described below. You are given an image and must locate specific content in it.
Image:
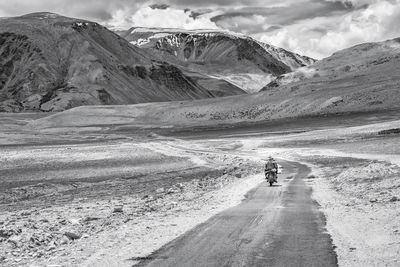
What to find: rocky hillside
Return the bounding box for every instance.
[32,37,400,129]
[262,37,400,91]
[0,13,243,112]
[118,28,315,93]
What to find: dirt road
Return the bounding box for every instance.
[135,161,338,267]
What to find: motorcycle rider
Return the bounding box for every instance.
[265,156,278,180]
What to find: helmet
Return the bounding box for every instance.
[268,156,274,161]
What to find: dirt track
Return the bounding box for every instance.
[136,161,338,267]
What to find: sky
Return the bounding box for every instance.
[1,0,400,59]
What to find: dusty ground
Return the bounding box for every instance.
[0,111,399,266]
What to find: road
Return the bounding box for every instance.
[135,161,338,267]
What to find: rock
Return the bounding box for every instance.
[156,188,165,194]
[113,205,124,213]
[64,231,81,240]
[20,211,31,216]
[59,236,69,245]
[47,245,56,251]
[8,235,22,247]
[167,188,175,194]
[69,218,80,225]
[83,216,100,222]
[175,183,184,189]
[389,196,399,202]
[235,173,242,178]
[144,196,154,203]
[369,198,378,203]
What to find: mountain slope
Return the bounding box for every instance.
[118,28,315,93]
[32,37,400,129]
[0,13,243,112]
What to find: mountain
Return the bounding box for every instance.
[117,27,315,93]
[262,37,400,92]
[0,13,243,112]
[33,37,400,129]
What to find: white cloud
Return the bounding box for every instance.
[114,6,219,30]
[256,0,400,59]
[2,0,400,59]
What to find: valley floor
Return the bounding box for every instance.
[0,112,399,266]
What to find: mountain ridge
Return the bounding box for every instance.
[117,27,316,93]
[0,13,244,112]
[32,36,400,129]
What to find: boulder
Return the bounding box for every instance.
[113,206,124,213]
[64,231,81,240]
[156,188,165,194]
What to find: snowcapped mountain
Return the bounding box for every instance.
[117,27,316,93]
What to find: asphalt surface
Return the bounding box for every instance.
[135,161,338,267]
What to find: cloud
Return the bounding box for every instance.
[0,0,143,22]
[257,0,400,59]
[128,6,219,30]
[1,0,400,59]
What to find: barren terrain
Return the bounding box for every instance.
[1,110,399,266]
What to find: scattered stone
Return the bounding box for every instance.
[59,236,69,245]
[47,245,56,251]
[64,231,81,240]
[167,187,181,194]
[175,183,184,189]
[156,188,165,194]
[83,216,100,222]
[69,218,80,225]
[113,205,124,213]
[8,235,22,247]
[21,211,31,216]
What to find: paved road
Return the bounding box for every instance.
[135,161,338,267]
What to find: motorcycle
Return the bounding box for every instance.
[265,169,278,186]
